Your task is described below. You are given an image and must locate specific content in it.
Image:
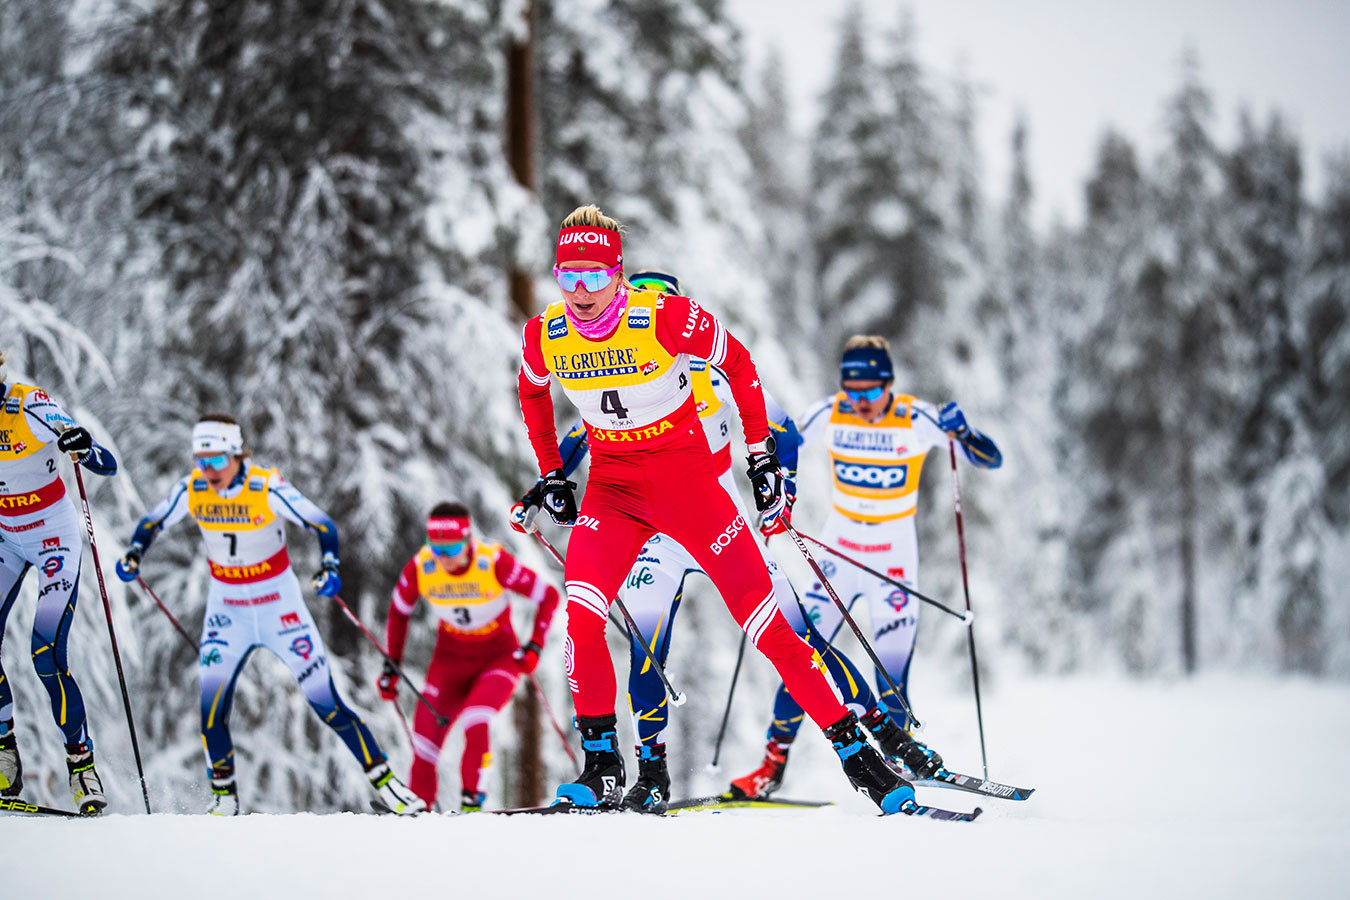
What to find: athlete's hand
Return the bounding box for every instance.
[536,469,579,527]
[377,661,399,700]
[311,551,342,597]
[746,453,786,523]
[760,493,794,537]
[509,483,544,534]
[57,426,93,461]
[114,543,143,582]
[513,641,542,675]
[938,401,970,438]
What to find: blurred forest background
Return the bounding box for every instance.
[2,0,1346,813]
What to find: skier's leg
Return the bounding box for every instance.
[620,535,693,753]
[409,641,466,808]
[457,650,520,804]
[24,511,91,749]
[0,553,29,730]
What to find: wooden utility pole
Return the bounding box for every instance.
[506,0,545,807]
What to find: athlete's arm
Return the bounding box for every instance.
[266,473,341,558]
[385,555,421,664]
[912,401,1003,469]
[24,390,117,475]
[713,365,801,492]
[495,548,561,647]
[128,475,193,553]
[795,396,834,450]
[656,297,769,446]
[518,318,565,475]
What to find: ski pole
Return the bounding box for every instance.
[530,532,686,706]
[134,576,197,652]
[529,672,580,769]
[327,593,449,727]
[0,796,83,818]
[781,521,920,728]
[707,632,746,772]
[73,463,152,814]
[791,530,969,622]
[948,434,989,779]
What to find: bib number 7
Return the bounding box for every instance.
[600,390,630,419]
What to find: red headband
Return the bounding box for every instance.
[556,225,621,268]
[427,516,471,544]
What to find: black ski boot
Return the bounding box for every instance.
[622,744,671,813]
[825,713,914,815]
[555,714,625,808]
[0,729,22,797]
[66,743,107,816]
[863,708,944,779]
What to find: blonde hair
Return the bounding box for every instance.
[559,204,641,292]
[843,335,890,353]
[560,204,624,233]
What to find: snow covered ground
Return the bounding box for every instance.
[5,673,1349,899]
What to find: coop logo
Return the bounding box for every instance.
[627,308,650,329]
[547,315,569,340]
[290,636,314,661]
[833,460,908,491]
[42,556,64,577]
[709,514,747,556]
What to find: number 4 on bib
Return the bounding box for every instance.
[600,390,630,419]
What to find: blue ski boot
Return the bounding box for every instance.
[622,744,670,813]
[555,714,625,808]
[825,713,913,815]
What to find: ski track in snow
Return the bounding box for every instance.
[4,674,1348,899]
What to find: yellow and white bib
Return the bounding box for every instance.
[188,466,289,582]
[0,383,70,522]
[539,291,693,446]
[415,541,510,636]
[823,394,939,523]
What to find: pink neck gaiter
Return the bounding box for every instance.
[568,284,629,340]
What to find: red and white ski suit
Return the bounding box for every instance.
[517,289,847,728]
[385,541,559,806]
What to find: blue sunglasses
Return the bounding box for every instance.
[196,453,232,471]
[554,262,621,293]
[430,541,468,558]
[843,385,886,404]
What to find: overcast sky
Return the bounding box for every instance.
[724,0,1350,227]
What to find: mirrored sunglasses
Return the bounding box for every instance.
[554,262,622,293]
[430,541,468,558]
[196,453,232,471]
[843,385,886,404]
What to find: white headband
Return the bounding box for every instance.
[192,421,243,455]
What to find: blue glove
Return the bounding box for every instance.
[115,543,143,583]
[311,551,341,596]
[938,401,970,438]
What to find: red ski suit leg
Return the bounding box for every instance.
[458,651,520,797]
[408,630,518,807]
[564,436,847,728]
